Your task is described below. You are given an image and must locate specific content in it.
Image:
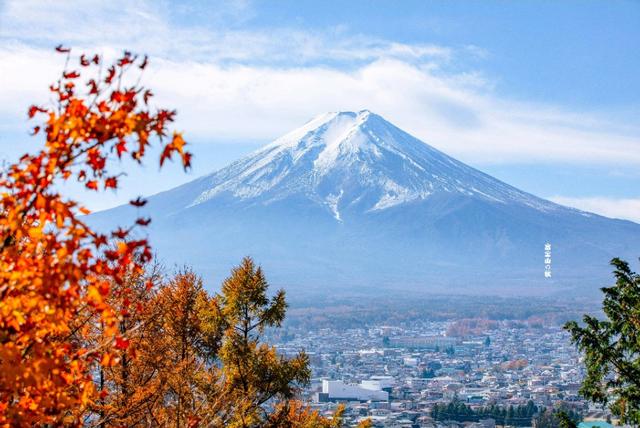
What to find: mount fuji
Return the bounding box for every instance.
[90,110,640,296]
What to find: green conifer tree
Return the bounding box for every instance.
[565,258,640,425]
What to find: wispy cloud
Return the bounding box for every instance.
[548,196,640,224]
[0,0,451,65]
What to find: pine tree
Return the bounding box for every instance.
[216,257,311,427]
[506,404,515,426]
[565,258,640,425]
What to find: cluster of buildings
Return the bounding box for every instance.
[273,321,600,427]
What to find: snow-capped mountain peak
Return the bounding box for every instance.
[89,110,640,293]
[190,110,558,219]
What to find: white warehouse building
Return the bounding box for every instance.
[322,380,389,402]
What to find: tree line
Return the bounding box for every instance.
[431,399,581,428]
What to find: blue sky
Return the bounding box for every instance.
[241,1,640,108]
[1,0,639,221]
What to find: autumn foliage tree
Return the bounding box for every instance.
[86,265,167,426]
[152,269,223,427]
[81,259,369,427]
[215,257,311,427]
[0,45,367,427]
[83,268,222,426]
[0,46,191,425]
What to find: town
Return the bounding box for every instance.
[274,320,600,427]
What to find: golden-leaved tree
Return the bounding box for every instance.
[85,260,355,427]
[86,265,168,426]
[215,257,311,427]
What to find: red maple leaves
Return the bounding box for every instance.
[0,46,191,425]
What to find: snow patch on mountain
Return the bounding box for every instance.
[325,190,344,222]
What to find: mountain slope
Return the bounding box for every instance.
[89,110,640,296]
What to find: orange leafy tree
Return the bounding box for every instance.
[0,46,191,425]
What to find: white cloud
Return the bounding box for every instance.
[548,196,640,224]
[1,0,639,170]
